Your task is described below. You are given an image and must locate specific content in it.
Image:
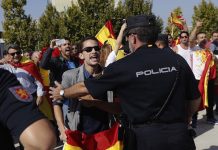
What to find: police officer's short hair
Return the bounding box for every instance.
[156,34,169,47]
[6,44,21,52]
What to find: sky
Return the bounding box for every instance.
[0,0,218,31]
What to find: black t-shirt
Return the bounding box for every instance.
[85,45,200,124]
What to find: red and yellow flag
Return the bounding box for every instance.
[95,20,116,48]
[63,123,123,150]
[195,50,216,110]
[170,12,184,30]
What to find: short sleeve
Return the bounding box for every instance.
[84,64,124,99]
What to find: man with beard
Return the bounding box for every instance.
[40,38,79,86]
[50,14,201,150]
[191,32,218,127]
[210,31,218,53]
[40,38,79,140]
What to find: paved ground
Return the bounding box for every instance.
[194,110,218,150]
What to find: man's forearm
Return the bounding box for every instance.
[64,82,89,99]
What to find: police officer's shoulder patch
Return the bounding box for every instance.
[9,86,33,102]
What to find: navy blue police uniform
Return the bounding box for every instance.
[0,69,45,149]
[84,44,200,150]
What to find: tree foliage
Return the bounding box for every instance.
[192,0,218,37]
[2,0,38,51]
[2,0,163,50]
[37,4,66,48]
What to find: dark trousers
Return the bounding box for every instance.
[193,80,215,122]
[132,123,195,150]
[206,80,215,119]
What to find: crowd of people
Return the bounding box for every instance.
[0,13,218,150]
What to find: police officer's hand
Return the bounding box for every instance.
[49,81,63,101]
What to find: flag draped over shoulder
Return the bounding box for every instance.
[193,50,216,110]
[12,57,43,84]
[63,123,123,150]
[95,20,116,49]
[12,56,54,120]
[170,12,184,30]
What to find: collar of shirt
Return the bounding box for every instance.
[83,66,93,79]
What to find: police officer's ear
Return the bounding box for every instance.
[128,34,137,45]
[78,52,85,60]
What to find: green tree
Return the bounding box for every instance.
[77,0,115,37]
[124,0,152,16]
[2,0,38,51]
[112,0,163,35]
[192,0,218,37]
[38,4,65,48]
[165,7,183,39]
[63,3,84,43]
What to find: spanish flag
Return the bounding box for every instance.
[63,123,123,150]
[193,50,216,110]
[96,20,116,49]
[170,12,184,30]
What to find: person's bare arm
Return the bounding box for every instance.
[53,104,67,141]
[19,118,56,150]
[113,23,127,55]
[189,21,203,47]
[187,97,201,123]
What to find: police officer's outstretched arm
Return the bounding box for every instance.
[0,69,56,150]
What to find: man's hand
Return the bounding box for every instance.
[49,81,63,101]
[50,39,58,49]
[0,58,8,64]
[196,21,203,28]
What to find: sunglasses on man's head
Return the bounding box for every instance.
[82,46,100,52]
[8,51,22,56]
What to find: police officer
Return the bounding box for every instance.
[50,14,201,150]
[0,68,56,149]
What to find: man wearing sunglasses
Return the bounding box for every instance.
[50,14,200,150]
[0,44,45,107]
[191,32,218,127]
[53,37,111,142]
[172,21,203,68]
